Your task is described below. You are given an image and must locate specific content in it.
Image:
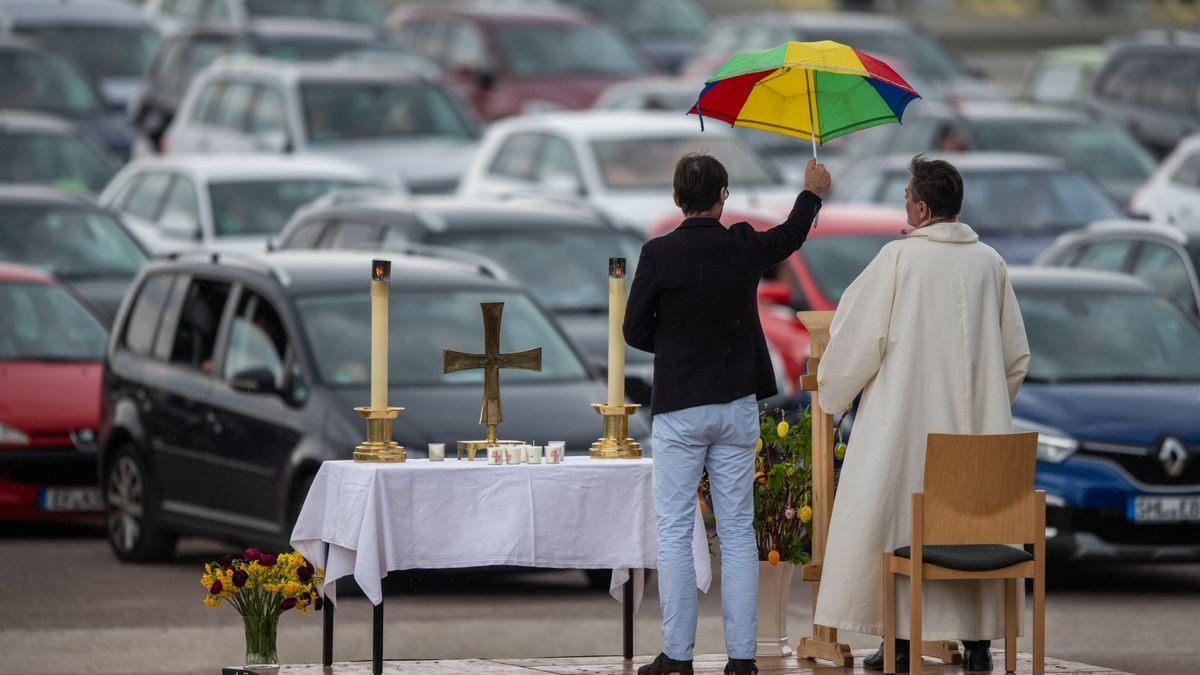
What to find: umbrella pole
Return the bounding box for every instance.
[810,133,820,228]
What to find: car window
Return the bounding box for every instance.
[124,172,174,220]
[488,133,544,180]
[398,18,450,64]
[201,0,232,21]
[243,0,383,25]
[150,39,185,90]
[210,179,370,236]
[223,290,288,389]
[0,281,107,361]
[1145,55,1200,113]
[1027,62,1086,105]
[1132,242,1198,314]
[164,0,204,19]
[301,80,475,143]
[214,80,255,131]
[17,25,161,82]
[535,135,583,192]
[124,274,175,356]
[161,176,202,233]
[1170,150,1200,188]
[592,135,780,189]
[326,222,381,248]
[281,219,326,249]
[445,20,487,70]
[171,278,233,373]
[1069,240,1134,272]
[249,85,288,135]
[495,24,644,78]
[0,50,103,115]
[0,132,115,194]
[1096,52,1154,104]
[971,119,1155,183]
[181,40,234,97]
[0,206,147,278]
[192,81,224,124]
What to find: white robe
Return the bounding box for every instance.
[813,221,1030,640]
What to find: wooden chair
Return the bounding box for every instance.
[882,432,1045,675]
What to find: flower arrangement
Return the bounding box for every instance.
[201,548,325,668]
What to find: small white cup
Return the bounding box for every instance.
[486,446,504,465]
[526,445,543,464]
[506,445,525,464]
[546,442,564,464]
[428,443,445,461]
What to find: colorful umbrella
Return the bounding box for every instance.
[690,40,920,155]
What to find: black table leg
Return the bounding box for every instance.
[373,600,384,675]
[624,573,634,660]
[322,543,333,667]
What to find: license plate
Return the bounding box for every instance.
[1129,496,1200,523]
[39,487,103,513]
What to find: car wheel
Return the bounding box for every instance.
[104,445,177,562]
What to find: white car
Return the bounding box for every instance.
[142,0,385,37]
[1131,133,1200,225]
[98,153,379,254]
[456,111,802,233]
[162,55,480,193]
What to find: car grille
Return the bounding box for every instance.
[1078,442,1200,487]
[1067,510,1200,546]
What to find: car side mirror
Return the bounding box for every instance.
[230,367,279,395]
[160,213,201,241]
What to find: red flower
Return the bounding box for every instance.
[297,565,313,582]
[243,548,262,562]
[209,580,222,595]
[259,553,277,567]
[232,569,249,588]
[281,598,297,611]
[314,595,324,611]
[220,554,234,569]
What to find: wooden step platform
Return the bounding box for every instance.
[227,650,1135,674]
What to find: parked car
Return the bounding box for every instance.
[682,11,1007,105]
[457,111,800,233]
[555,0,709,73]
[0,186,148,322]
[0,262,109,520]
[1086,30,1200,158]
[163,55,479,193]
[1018,45,1104,109]
[648,203,906,402]
[98,154,378,255]
[0,0,161,110]
[277,191,655,404]
[1035,220,1200,318]
[99,250,646,559]
[143,0,386,36]
[1129,132,1200,223]
[840,102,1156,207]
[0,35,138,158]
[1008,267,1200,563]
[388,2,650,121]
[0,109,118,195]
[132,19,430,153]
[832,153,1124,263]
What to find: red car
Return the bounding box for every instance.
[388,3,650,121]
[649,204,906,400]
[0,263,108,519]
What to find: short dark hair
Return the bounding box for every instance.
[673,154,727,215]
[908,154,963,219]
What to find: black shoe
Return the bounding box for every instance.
[961,641,993,672]
[637,652,694,675]
[724,657,758,675]
[864,640,909,672]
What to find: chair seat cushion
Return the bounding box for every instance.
[893,544,1033,571]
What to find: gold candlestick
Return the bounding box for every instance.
[354,259,405,463]
[591,258,641,459]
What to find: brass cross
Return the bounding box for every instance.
[443,302,542,444]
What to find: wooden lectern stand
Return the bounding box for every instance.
[795,312,961,668]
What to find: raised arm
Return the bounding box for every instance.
[751,158,831,267]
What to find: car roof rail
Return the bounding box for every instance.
[377,241,510,281]
[161,249,292,286]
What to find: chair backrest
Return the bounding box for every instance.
[920,432,1039,546]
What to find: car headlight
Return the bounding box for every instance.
[1013,418,1077,463]
[0,422,30,446]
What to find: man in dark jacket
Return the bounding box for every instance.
[624,154,830,675]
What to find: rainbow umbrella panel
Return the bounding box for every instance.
[690,40,920,145]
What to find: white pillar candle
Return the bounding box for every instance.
[428,443,445,461]
[607,258,627,408]
[370,260,390,411]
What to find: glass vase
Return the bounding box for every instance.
[242,612,280,669]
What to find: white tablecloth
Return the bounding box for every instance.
[291,457,711,611]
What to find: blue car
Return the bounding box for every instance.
[1010,268,1200,563]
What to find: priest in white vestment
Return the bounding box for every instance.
[813,155,1030,672]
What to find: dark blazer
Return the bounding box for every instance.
[623,191,822,416]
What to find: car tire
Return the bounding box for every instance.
[104,444,177,562]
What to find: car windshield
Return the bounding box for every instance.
[301,81,475,144]
[0,282,106,361]
[580,0,708,39]
[1018,288,1200,383]
[0,207,146,278]
[243,0,383,25]
[297,289,589,386]
[592,135,780,189]
[819,27,961,83]
[0,133,115,193]
[426,230,645,312]
[495,24,645,78]
[0,50,103,114]
[19,25,160,80]
[209,179,369,236]
[970,120,1155,182]
[800,234,897,303]
[865,169,1121,234]
[260,37,396,62]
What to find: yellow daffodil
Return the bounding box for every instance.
[776,421,789,437]
[799,505,813,524]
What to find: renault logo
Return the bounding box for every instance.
[1158,437,1190,478]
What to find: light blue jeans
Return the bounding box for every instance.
[653,394,759,661]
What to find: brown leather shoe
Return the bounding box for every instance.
[637,652,694,675]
